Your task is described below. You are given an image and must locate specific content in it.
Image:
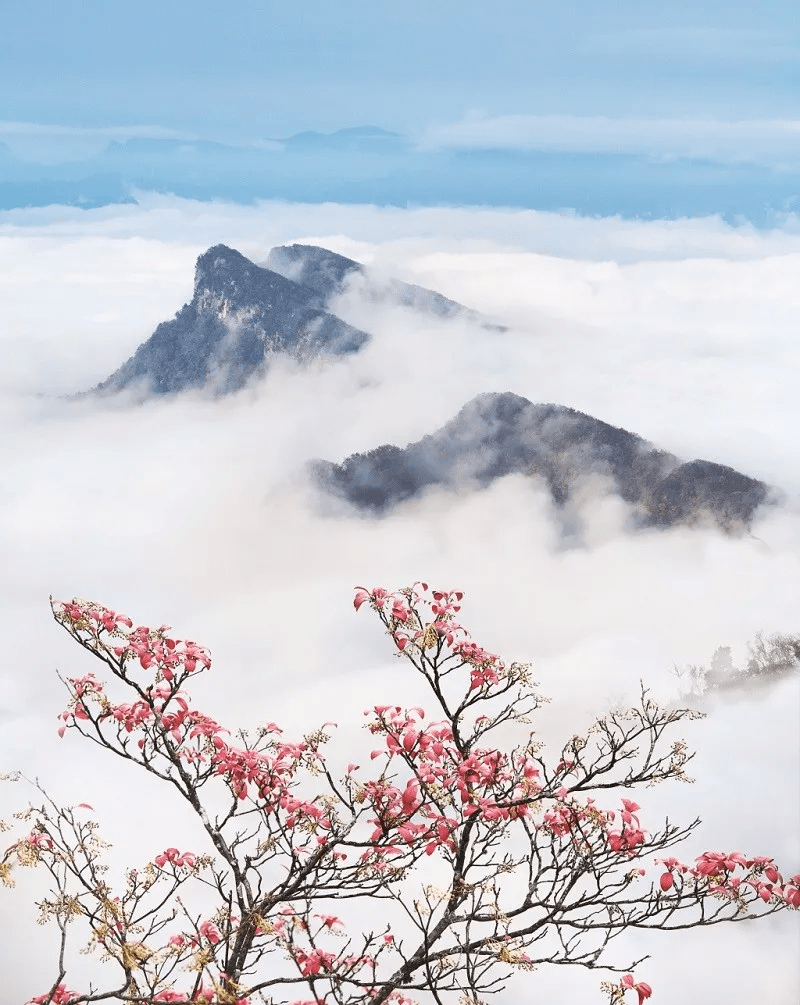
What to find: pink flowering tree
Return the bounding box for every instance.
[2,583,798,1005]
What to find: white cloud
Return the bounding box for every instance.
[0,197,797,1003]
[8,192,800,262]
[418,113,800,169]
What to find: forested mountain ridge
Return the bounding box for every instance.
[314,391,770,530]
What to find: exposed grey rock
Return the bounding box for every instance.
[313,392,770,531]
[266,245,359,299]
[266,244,506,331]
[92,245,369,396]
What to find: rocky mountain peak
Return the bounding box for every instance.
[265,244,360,297]
[90,245,369,397]
[194,244,255,289]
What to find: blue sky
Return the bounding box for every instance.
[4,1,799,139]
[2,1,800,216]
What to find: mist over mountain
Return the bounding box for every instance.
[91,243,503,396]
[90,248,772,534]
[266,244,506,330]
[314,392,770,531]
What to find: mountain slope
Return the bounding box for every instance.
[313,392,770,530]
[265,244,506,330]
[92,245,369,395]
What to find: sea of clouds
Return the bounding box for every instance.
[0,195,798,1002]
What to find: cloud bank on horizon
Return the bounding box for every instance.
[0,197,798,1003]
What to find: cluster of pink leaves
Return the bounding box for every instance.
[155,847,197,869]
[658,851,800,908]
[359,703,648,864]
[605,799,647,855]
[53,601,328,833]
[57,603,210,680]
[618,973,653,1004]
[355,587,499,689]
[354,588,647,862]
[355,587,506,692]
[27,986,79,1005]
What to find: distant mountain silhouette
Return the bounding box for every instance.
[3,124,799,222]
[91,243,503,396]
[281,127,405,152]
[313,392,770,530]
[92,245,369,395]
[266,244,506,331]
